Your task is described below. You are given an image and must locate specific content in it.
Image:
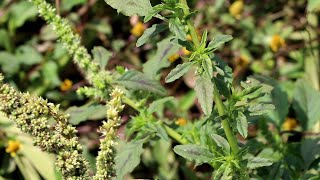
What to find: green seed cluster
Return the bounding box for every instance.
[29,0,112,100]
[0,74,90,180]
[94,88,124,180]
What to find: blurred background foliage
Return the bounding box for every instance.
[0,0,320,179]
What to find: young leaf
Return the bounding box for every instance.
[137,24,167,47]
[202,55,213,78]
[236,112,248,138]
[248,103,275,116]
[117,70,166,95]
[210,134,230,153]
[115,140,145,180]
[104,0,152,16]
[246,157,273,169]
[169,18,187,41]
[207,35,233,50]
[165,62,195,83]
[194,74,214,115]
[173,144,214,163]
[147,96,174,114]
[154,123,169,141]
[92,46,112,70]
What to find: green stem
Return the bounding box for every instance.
[179,0,200,48]
[179,0,239,154]
[213,82,239,154]
[164,125,188,144]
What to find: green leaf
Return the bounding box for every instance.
[165,62,195,83]
[21,143,56,180]
[8,1,37,31]
[16,45,42,66]
[202,55,213,78]
[248,103,275,116]
[154,123,169,141]
[210,134,230,153]
[207,35,233,50]
[92,46,112,70]
[143,38,180,79]
[104,0,152,16]
[66,104,106,125]
[301,138,320,169]
[115,140,145,180]
[117,70,166,95]
[293,80,320,131]
[236,112,248,138]
[307,0,320,12]
[169,18,187,41]
[194,74,214,115]
[0,52,19,74]
[247,157,273,169]
[178,90,196,111]
[173,144,214,163]
[137,24,167,47]
[147,96,174,114]
[61,0,86,11]
[42,61,61,87]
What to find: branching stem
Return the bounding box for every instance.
[180,0,239,155]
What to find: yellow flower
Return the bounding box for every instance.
[229,0,244,18]
[131,22,146,37]
[60,79,73,92]
[270,34,285,52]
[175,118,187,126]
[182,47,191,56]
[235,55,250,67]
[6,140,21,157]
[168,54,180,63]
[282,117,298,131]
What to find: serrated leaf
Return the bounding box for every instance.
[248,103,275,116]
[210,134,230,153]
[92,46,112,70]
[165,62,194,83]
[104,0,152,16]
[147,96,174,114]
[247,157,273,169]
[236,112,248,138]
[117,70,166,95]
[169,18,187,41]
[202,56,213,78]
[173,144,214,163]
[115,140,145,180]
[194,74,214,115]
[208,35,233,50]
[137,24,167,47]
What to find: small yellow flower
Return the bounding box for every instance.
[235,55,250,67]
[282,118,298,131]
[168,54,180,63]
[229,0,244,19]
[131,22,146,37]
[60,79,73,92]
[182,47,191,56]
[6,140,21,157]
[270,34,285,52]
[187,35,192,41]
[175,118,187,126]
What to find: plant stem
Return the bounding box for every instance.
[213,82,239,154]
[180,0,239,154]
[164,125,188,144]
[180,0,200,47]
